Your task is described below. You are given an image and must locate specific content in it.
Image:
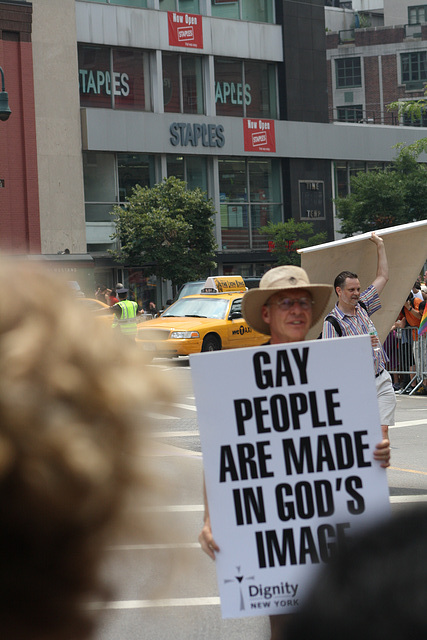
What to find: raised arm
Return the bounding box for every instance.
[370,232,389,296]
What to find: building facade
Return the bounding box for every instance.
[1,0,426,303]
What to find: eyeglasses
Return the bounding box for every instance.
[268,297,314,311]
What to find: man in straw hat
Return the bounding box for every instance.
[199,265,391,640]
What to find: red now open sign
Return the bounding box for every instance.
[168,11,204,49]
[243,118,276,153]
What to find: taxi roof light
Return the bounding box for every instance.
[201,275,247,294]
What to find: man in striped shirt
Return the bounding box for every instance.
[321,232,396,443]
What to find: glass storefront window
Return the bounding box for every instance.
[219,157,282,251]
[211,0,240,19]
[219,159,247,202]
[215,59,245,117]
[167,156,185,181]
[182,56,204,114]
[251,204,281,248]
[248,159,281,203]
[79,46,112,108]
[245,61,277,119]
[83,152,117,223]
[159,0,200,11]
[78,44,151,111]
[163,54,180,113]
[83,152,116,203]
[163,53,204,114]
[186,156,207,191]
[113,48,148,110]
[118,153,156,201]
[166,155,208,192]
[215,58,277,118]
[211,0,274,23]
[85,0,148,5]
[241,0,273,23]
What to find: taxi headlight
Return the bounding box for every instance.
[170,330,200,339]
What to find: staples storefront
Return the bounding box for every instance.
[78,31,282,279]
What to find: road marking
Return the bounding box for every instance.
[136,504,204,513]
[107,542,200,551]
[391,419,427,428]
[171,402,197,412]
[389,466,427,477]
[88,597,220,610]
[156,431,197,438]
[390,494,427,503]
[147,413,176,420]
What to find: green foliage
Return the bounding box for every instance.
[335,142,427,236]
[111,177,217,286]
[259,219,327,266]
[388,88,427,125]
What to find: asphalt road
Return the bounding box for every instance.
[93,358,427,640]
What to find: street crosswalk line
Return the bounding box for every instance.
[88,597,220,610]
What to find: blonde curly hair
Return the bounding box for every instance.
[0,260,165,640]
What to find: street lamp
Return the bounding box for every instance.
[0,67,11,121]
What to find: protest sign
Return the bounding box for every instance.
[190,335,390,619]
[299,220,427,342]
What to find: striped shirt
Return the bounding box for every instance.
[321,284,387,375]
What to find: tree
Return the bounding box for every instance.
[335,142,427,236]
[388,89,427,126]
[259,219,327,266]
[111,177,217,288]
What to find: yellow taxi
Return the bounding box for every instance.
[136,276,267,357]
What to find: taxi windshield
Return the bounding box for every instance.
[162,297,230,319]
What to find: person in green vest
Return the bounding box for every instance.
[112,288,139,339]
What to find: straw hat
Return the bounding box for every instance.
[242,265,333,335]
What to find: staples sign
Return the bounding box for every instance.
[168,11,204,49]
[243,118,276,153]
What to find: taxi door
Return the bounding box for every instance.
[226,297,261,348]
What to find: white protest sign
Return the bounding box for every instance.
[190,335,390,620]
[299,220,427,343]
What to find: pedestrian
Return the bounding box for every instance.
[112,287,139,339]
[95,284,109,304]
[198,265,391,640]
[321,232,396,442]
[0,259,168,640]
[148,301,158,317]
[107,287,119,306]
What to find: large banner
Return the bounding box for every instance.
[191,336,390,619]
[299,220,427,342]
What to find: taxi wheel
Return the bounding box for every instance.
[202,335,221,352]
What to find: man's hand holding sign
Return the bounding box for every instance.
[192,265,390,639]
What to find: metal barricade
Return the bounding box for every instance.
[384,327,427,395]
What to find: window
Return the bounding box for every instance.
[218,158,282,250]
[159,0,200,12]
[401,51,427,88]
[78,45,151,111]
[166,155,208,191]
[163,53,204,114]
[211,0,274,23]
[215,58,277,118]
[83,152,156,223]
[335,57,362,88]
[337,105,363,122]
[408,5,427,24]
[118,154,156,201]
[403,106,427,126]
[84,0,148,6]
